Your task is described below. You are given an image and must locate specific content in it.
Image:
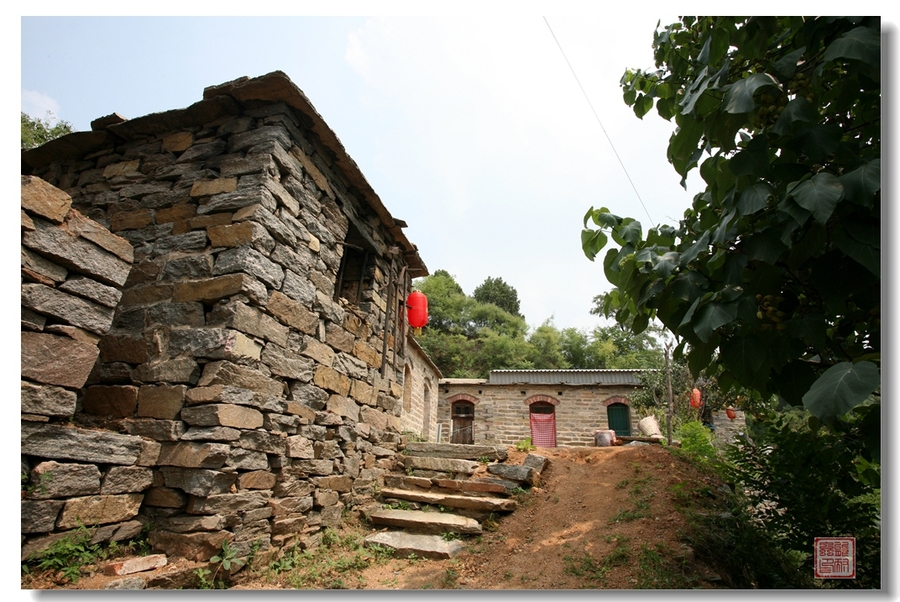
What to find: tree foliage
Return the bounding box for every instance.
[21,112,74,150]
[581,17,880,432]
[726,405,881,588]
[473,276,522,317]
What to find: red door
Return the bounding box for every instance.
[529,404,556,447]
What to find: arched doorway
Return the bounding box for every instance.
[528,399,557,448]
[450,400,475,444]
[607,402,631,436]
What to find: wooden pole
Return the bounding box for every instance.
[665,341,674,446]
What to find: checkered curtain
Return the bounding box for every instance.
[529,412,557,447]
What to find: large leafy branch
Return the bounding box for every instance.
[582,16,880,427]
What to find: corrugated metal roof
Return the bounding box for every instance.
[487,369,647,386]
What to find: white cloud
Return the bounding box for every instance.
[21,89,62,122]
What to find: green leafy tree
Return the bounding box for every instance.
[472,276,522,317]
[581,17,880,439]
[527,319,570,369]
[21,111,74,149]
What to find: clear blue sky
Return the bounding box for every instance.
[16,7,898,335]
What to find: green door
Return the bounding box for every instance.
[607,404,631,436]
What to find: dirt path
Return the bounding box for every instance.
[348,444,724,590]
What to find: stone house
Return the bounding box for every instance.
[20,71,441,563]
[438,369,643,447]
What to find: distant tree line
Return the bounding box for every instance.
[412,270,664,378]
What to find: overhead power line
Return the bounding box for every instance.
[542,16,654,225]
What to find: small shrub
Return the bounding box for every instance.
[675,421,718,463]
[515,438,535,452]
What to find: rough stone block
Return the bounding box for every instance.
[180,404,264,429]
[186,491,271,515]
[21,246,68,283]
[132,357,200,384]
[56,493,144,529]
[172,273,245,303]
[137,384,186,420]
[190,177,238,197]
[314,366,350,397]
[167,327,261,361]
[22,422,143,465]
[110,208,153,231]
[101,466,154,494]
[148,530,233,562]
[267,496,314,516]
[103,554,167,576]
[21,499,65,533]
[99,334,152,364]
[58,276,123,308]
[21,380,77,417]
[28,461,102,499]
[124,418,186,441]
[237,431,287,455]
[326,395,360,422]
[487,463,538,486]
[266,290,318,335]
[160,467,237,497]
[226,448,269,470]
[22,283,116,335]
[181,426,242,442]
[286,435,314,459]
[261,344,314,381]
[238,471,277,490]
[82,385,139,418]
[185,384,255,406]
[210,301,289,346]
[66,209,135,264]
[157,442,230,469]
[197,360,284,396]
[301,337,336,367]
[21,331,99,389]
[143,487,187,508]
[23,216,132,286]
[21,175,72,223]
[213,245,284,289]
[156,514,226,533]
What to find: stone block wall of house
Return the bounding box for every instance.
[437,380,640,447]
[20,72,434,563]
[398,337,441,442]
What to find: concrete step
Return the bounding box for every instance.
[403,442,508,461]
[364,531,465,559]
[368,508,482,534]
[379,487,517,513]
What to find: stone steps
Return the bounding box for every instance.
[402,442,508,461]
[379,487,517,513]
[368,508,482,534]
[363,531,465,560]
[365,447,550,559]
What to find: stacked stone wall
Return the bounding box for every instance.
[21,175,148,560]
[21,74,430,563]
[437,383,640,447]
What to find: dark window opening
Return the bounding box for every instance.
[452,401,475,418]
[529,402,554,414]
[335,222,374,305]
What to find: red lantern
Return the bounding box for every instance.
[726,407,737,421]
[690,388,702,408]
[406,291,428,334]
